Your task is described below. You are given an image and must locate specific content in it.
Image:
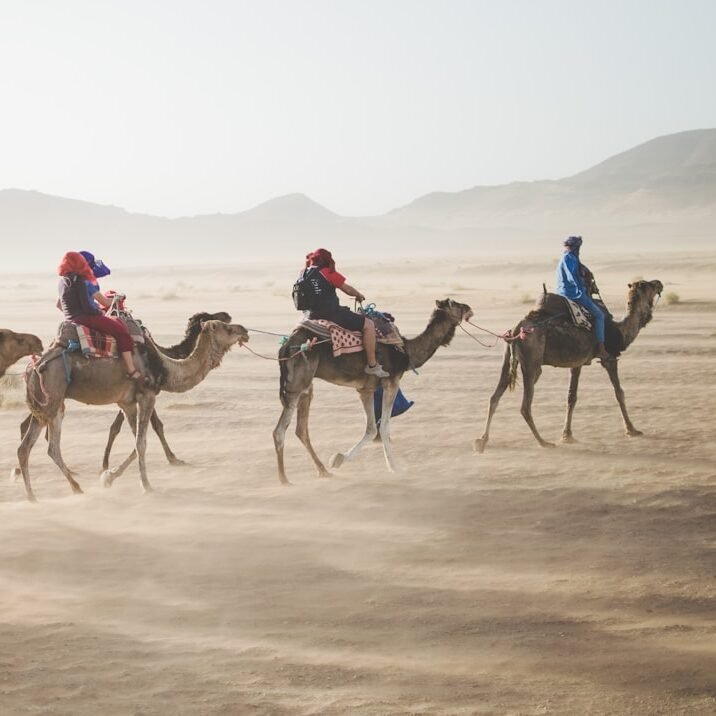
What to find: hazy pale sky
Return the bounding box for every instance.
[1,0,714,217]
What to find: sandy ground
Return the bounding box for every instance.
[1,251,715,715]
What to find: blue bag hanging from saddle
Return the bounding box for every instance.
[374,386,414,424]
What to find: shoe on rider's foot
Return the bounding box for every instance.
[365,363,389,378]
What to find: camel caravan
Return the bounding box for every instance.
[0,244,662,501]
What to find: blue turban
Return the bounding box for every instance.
[563,236,583,250]
[79,250,111,278]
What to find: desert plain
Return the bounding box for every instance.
[1,249,715,715]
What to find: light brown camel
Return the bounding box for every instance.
[13,311,233,483]
[474,280,663,452]
[273,298,473,484]
[17,320,248,501]
[0,329,43,377]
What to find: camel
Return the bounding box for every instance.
[273,298,473,484]
[17,319,248,501]
[474,279,663,452]
[100,310,232,469]
[13,311,232,481]
[0,329,43,377]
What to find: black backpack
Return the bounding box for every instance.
[292,267,324,311]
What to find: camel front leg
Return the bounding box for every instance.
[16,416,44,502]
[520,363,555,448]
[101,404,139,487]
[102,410,125,471]
[561,367,582,443]
[329,388,378,470]
[295,386,331,477]
[46,412,83,494]
[378,380,401,472]
[134,394,156,493]
[150,410,186,466]
[602,360,643,437]
[273,395,299,485]
[475,345,512,453]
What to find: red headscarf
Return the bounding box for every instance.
[57,251,96,282]
[305,248,335,271]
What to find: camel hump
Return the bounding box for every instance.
[534,292,570,316]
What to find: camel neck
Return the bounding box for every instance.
[404,310,457,369]
[618,299,653,348]
[156,328,225,393]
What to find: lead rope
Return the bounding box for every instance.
[240,337,332,362]
[24,355,50,407]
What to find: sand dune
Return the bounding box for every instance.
[1,252,715,714]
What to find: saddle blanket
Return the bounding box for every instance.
[564,298,593,331]
[55,318,144,359]
[300,316,404,358]
[300,319,363,357]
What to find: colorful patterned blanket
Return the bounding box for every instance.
[55,317,144,359]
[299,316,404,358]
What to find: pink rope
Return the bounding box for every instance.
[24,355,50,407]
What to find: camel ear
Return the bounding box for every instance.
[435,299,448,309]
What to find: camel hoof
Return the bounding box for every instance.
[26,491,38,503]
[541,441,557,449]
[627,430,644,438]
[473,438,487,453]
[9,467,21,482]
[99,470,114,488]
[329,453,345,469]
[317,470,333,479]
[71,484,84,495]
[142,485,155,495]
[561,434,577,444]
[168,457,188,467]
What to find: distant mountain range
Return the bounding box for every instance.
[2,128,715,270]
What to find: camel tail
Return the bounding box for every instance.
[278,341,291,407]
[508,341,520,391]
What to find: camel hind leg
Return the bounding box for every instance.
[16,416,43,502]
[561,367,582,443]
[602,359,643,437]
[46,411,83,494]
[474,345,512,453]
[102,411,125,471]
[295,386,331,478]
[329,388,378,470]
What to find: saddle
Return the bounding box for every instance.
[534,292,624,357]
[300,315,404,358]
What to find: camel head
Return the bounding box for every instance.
[435,298,474,324]
[626,279,663,327]
[0,329,44,362]
[186,311,232,331]
[200,319,249,347]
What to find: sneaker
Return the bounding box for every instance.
[365,363,389,378]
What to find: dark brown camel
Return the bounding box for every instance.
[474,280,663,452]
[100,311,232,469]
[17,320,248,501]
[0,329,43,377]
[273,298,473,484]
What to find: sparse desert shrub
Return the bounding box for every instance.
[664,292,680,305]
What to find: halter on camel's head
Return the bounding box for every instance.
[434,298,474,323]
[626,280,663,323]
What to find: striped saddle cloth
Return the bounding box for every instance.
[56,316,145,358]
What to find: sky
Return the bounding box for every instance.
[1,0,715,218]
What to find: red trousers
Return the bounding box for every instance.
[74,314,134,353]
